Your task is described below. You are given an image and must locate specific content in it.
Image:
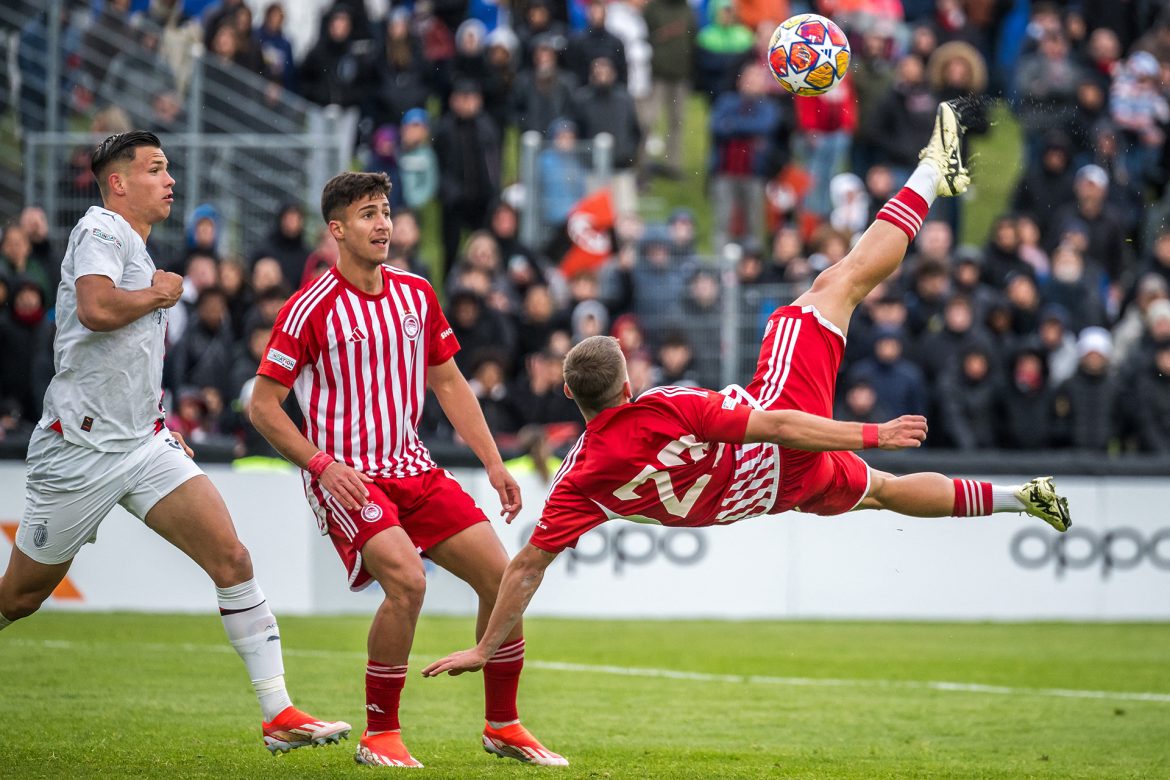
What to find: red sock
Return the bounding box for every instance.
[483,638,524,723]
[366,661,407,731]
[876,187,930,240]
[952,479,992,517]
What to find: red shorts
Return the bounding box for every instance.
[306,468,487,591]
[744,305,870,516]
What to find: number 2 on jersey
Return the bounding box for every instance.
[612,436,713,518]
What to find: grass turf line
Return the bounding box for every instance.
[1,613,1168,779]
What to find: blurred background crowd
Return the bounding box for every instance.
[2,0,1170,463]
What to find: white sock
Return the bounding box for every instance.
[217,578,293,721]
[991,485,1026,512]
[0,612,11,631]
[905,163,941,207]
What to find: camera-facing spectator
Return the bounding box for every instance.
[1051,326,1118,450]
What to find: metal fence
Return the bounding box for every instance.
[23,129,346,265]
[2,0,346,255]
[518,130,614,251]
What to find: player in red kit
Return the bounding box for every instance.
[248,172,564,768]
[423,102,1072,688]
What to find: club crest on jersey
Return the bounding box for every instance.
[32,525,48,549]
[402,313,421,340]
[360,503,384,522]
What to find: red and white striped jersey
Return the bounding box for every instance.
[529,386,781,554]
[258,265,459,477]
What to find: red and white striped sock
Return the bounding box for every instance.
[483,638,525,725]
[366,661,407,732]
[952,480,1027,516]
[876,187,931,241]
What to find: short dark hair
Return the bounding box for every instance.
[563,335,627,413]
[320,171,391,222]
[91,131,161,195]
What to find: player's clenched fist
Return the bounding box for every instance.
[878,415,928,450]
[150,269,183,308]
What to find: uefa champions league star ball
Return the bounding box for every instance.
[767,13,851,97]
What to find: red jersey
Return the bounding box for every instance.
[257,265,459,478]
[530,386,782,554]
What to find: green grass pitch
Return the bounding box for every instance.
[2,613,1168,778]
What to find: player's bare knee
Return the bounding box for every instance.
[385,568,427,611]
[0,588,50,620]
[208,543,253,588]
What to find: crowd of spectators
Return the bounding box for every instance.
[3,0,1170,460]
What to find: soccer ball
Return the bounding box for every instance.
[767,13,851,97]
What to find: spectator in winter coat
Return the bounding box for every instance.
[567,0,628,86]
[299,6,367,108]
[1042,245,1106,331]
[694,0,754,100]
[1051,326,1118,450]
[1127,340,1170,453]
[997,346,1055,450]
[874,55,938,175]
[249,203,310,293]
[1012,132,1077,239]
[398,109,440,211]
[570,57,642,215]
[434,80,501,271]
[709,63,781,250]
[539,118,589,226]
[913,294,992,383]
[1110,51,1170,186]
[1050,164,1130,284]
[256,2,298,93]
[368,9,432,126]
[847,327,927,418]
[512,36,578,136]
[937,344,1001,450]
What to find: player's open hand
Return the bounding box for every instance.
[421,647,489,677]
[320,461,373,511]
[487,464,522,523]
[151,270,183,308]
[878,415,928,449]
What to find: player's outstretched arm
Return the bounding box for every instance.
[428,358,522,522]
[743,410,928,451]
[76,270,182,332]
[422,543,557,677]
[249,375,371,510]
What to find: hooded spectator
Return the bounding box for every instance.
[249,203,309,290]
[847,327,927,417]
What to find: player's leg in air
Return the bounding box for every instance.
[426,523,568,766]
[141,475,351,752]
[758,100,1071,531]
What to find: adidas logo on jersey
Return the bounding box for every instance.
[348,326,368,343]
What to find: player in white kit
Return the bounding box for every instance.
[0,132,350,753]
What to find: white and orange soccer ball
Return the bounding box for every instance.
[767,13,851,97]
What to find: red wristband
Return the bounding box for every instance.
[862,424,880,449]
[306,451,334,481]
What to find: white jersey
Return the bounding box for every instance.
[40,206,168,452]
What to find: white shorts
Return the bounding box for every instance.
[17,427,204,565]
